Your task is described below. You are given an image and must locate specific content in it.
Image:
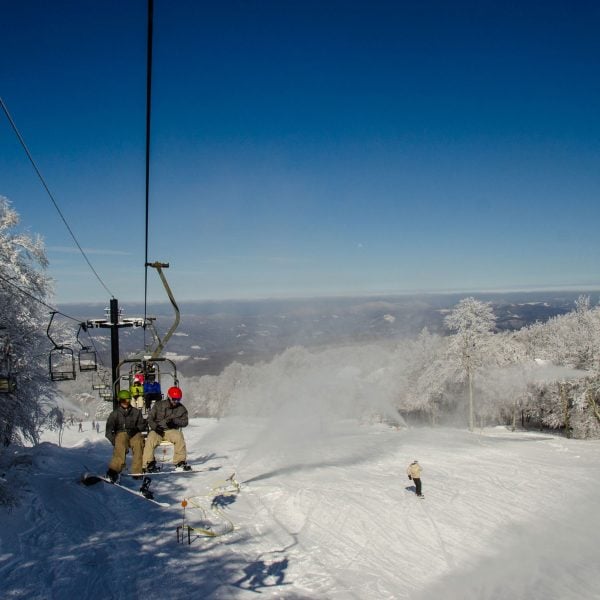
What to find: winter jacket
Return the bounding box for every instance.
[407,462,422,479]
[144,381,161,395]
[105,405,145,445]
[147,399,189,432]
[130,383,144,399]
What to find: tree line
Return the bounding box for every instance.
[190,299,600,440]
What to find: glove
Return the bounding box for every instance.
[166,420,177,429]
[154,425,165,436]
[408,475,412,480]
[127,429,138,438]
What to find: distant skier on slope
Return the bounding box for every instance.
[105,390,146,482]
[407,460,423,497]
[142,386,192,473]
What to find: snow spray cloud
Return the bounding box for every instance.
[479,360,590,417]
[189,344,407,473]
[483,361,589,395]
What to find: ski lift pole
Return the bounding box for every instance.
[145,262,180,359]
[109,299,121,409]
[177,498,191,544]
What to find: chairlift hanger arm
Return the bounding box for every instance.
[145,261,180,359]
[46,311,65,349]
[76,323,87,349]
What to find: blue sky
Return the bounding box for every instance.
[2,0,600,304]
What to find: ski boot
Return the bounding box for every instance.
[143,460,161,473]
[140,477,154,500]
[106,468,119,483]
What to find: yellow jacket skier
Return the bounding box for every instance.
[407,460,423,497]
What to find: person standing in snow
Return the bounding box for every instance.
[407,460,423,497]
[105,390,145,482]
[142,386,191,472]
[78,421,83,432]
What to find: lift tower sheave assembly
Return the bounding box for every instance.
[86,298,144,409]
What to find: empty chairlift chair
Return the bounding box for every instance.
[0,351,16,393]
[49,346,76,382]
[76,324,97,372]
[46,312,76,382]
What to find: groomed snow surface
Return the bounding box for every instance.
[1,419,599,599]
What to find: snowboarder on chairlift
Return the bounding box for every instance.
[130,376,145,411]
[407,460,423,497]
[142,386,191,472]
[143,374,161,411]
[105,390,146,482]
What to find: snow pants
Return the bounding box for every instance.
[142,429,187,468]
[108,432,144,474]
[131,395,144,411]
[413,477,422,496]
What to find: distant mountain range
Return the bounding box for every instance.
[61,291,597,378]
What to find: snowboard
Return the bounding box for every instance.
[81,472,170,507]
[125,467,197,477]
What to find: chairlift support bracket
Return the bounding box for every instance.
[145,262,180,360]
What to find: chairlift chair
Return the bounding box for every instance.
[100,389,113,400]
[0,338,17,393]
[117,356,179,412]
[0,377,16,394]
[49,347,76,381]
[78,347,97,372]
[76,324,97,372]
[46,312,76,382]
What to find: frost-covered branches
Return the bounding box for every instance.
[0,196,55,450]
[183,294,600,439]
[444,297,496,430]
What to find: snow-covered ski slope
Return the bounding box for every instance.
[1,419,599,599]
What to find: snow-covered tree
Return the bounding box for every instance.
[0,196,55,448]
[444,297,496,431]
[396,328,451,424]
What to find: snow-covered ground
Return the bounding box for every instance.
[0,419,599,599]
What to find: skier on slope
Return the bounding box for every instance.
[105,390,146,482]
[407,460,423,497]
[142,386,192,472]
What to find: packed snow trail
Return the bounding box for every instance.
[1,420,599,599]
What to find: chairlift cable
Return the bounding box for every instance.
[0,97,116,300]
[143,0,154,347]
[0,271,83,323]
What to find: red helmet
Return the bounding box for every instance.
[167,386,183,400]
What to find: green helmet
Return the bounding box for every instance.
[117,389,131,401]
